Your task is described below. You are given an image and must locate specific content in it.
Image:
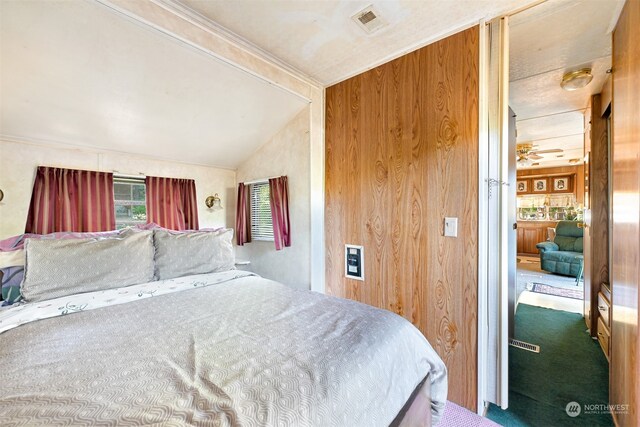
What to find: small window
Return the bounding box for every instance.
[250,182,273,241]
[114,177,147,229]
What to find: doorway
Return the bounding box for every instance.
[484,0,618,425]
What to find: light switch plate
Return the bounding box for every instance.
[444,217,458,237]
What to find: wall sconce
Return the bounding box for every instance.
[205,193,222,210]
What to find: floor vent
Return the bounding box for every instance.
[509,338,540,353]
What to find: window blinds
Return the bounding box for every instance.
[250,182,274,240]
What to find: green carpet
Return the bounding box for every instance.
[486,303,612,426]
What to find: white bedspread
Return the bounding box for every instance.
[0,272,447,426]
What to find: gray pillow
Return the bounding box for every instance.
[153,229,235,280]
[21,230,155,302]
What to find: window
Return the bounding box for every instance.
[250,182,273,241]
[114,177,147,229]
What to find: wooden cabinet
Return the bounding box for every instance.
[516,221,557,256]
[550,175,573,193]
[597,316,610,361]
[516,178,530,194]
[516,165,584,203]
[531,177,549,193]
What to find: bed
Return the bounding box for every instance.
[0,229,447,426]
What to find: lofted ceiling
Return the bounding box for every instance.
[509,0,623,170]
[1,0,625,172]
[180,0,535,85]
[0,0,308,169]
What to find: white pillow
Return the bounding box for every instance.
[153,229,235,280]
[21,230,155,302]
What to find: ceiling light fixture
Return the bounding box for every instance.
[560,68,593,91]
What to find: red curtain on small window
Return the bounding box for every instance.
[145,176,199,231]
[269,176,291,250]
[25,166,116,234]
[235,182,251,245]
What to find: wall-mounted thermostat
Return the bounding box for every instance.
[345,244,364,281]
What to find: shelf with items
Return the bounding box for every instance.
[517,194,582,222]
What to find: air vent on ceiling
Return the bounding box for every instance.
[351,5,386,34]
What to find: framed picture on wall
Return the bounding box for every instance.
[516,179,529,193]
[532,178,547,192]
[552,176,573,193]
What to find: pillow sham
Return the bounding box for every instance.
[21,230,155,303]
[153,228,235,280]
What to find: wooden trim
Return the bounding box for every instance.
[600,74,613,118]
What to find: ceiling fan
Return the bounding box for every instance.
[516,143,563,166]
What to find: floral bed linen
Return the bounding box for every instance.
[0,272,447,426]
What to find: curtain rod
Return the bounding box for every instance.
[242,175,281,185]
[113,171,146,179]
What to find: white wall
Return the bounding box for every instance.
[102,0,325,294]
[235,107,311,290]
[0,139,236,239]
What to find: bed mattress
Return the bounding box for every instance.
[0,271,447,426]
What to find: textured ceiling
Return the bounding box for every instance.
[0,0,308,169]
[1,0,624,171]
[180,0,535,85]
[509,0,622,169]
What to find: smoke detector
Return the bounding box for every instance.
[351,5,386,34]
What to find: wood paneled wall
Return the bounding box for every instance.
[611,1,640,425]
[325,27,479,410]
[516,165,585,205]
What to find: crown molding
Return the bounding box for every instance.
[150,0,322,88]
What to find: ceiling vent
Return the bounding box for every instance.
[352,5,386,34]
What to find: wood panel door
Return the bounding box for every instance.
[611,1,640,425]
[325,26,479,410]
[584,94,610,337]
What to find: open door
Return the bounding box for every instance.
[479,16,511,410]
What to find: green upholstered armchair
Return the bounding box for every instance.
[536,220,584,278]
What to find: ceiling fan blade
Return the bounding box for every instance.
[531,149,563,154]
[529,154,543,160]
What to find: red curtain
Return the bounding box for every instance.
[25,166,115,234]
[235,182,251,245]
[145,176,199,231]
[269,176,291,250]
